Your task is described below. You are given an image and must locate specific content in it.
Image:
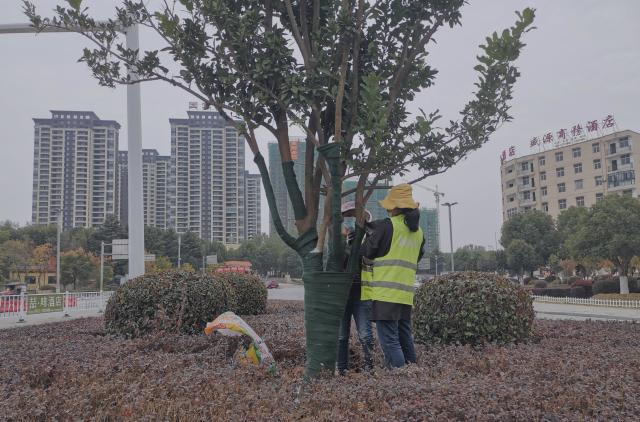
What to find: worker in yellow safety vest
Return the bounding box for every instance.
[361,183,424,368]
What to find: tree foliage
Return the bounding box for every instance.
[501,210,560,263]
[566,195,640,293]
[505,239,540,277]
[453,244,498,272]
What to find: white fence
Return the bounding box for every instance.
[0,291,114,323]
[532,295,640,309]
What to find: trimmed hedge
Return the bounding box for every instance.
[413,272,534,346]
[593,279,619,295]
[104,270,236,337]
[216,272,267,315]
[533,280,548,289]
[532,286,571,297]
[570,279,593,297]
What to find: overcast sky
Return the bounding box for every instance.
[1,1,639,252]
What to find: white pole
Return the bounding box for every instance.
[100,241,104,292]
[56,211,62,293]
[125,24,145,279]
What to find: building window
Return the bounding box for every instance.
[538,156,546,166]
[619,137,630,148]
[592,143,600,153]
[574,163,582,174]
[509,196,515,202]
[593,159,601,170]
[540,171,547,181]
[556,167,565,177]
[507,208,518,218]
[507,180,515,188]
[557,183,566,193]
[541,186,548,196]
[520,162,529,172]
[558,199,567,210]
[555,151,563,162]
[522,191,531,200]
[572,147,581,158]
[596,193,604,203]
[576,196,585,207]
[575,179,583,190]
[595,176,604,186]
[506,165,514,174]
[522,176,530,186]
[621,154,631,165]
[542,203,549,212]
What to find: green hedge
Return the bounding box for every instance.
[413,272,534,346]
[216,272,267,315]
[104,270,237,337]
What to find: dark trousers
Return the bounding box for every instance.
[375,319,417,369]
[337,286,374,372]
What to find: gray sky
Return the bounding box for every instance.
[1,1,639,252]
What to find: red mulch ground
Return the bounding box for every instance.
[1,300,639,421]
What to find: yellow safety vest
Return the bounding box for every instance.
[368,215,422,306]
[360,258,374,301]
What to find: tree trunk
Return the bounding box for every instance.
[253,145,352,378]
[619,270,630,294]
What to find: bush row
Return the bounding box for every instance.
[104,270,267,337]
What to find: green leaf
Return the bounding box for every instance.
[66,0,82,10]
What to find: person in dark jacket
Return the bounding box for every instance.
[337,202,374,374]
[362,184,424,368]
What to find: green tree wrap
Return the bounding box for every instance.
[346,225,366,275]
[282,161,308,221]
[317,143,344,272]
[303,271,352,378]
[253,153,296,247]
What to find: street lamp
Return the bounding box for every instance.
[56,209,62,293]
[442,202,458,272]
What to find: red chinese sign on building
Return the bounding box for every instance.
[528,115,617,153]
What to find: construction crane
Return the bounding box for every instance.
[411,183,445,252]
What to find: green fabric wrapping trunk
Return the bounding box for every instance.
[303,271,352,378]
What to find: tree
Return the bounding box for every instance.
[453,244,497,272]
[61,248,99,291]
[87,215,127,254]
[17,224,57,246]
[501,210,560,264]
[0,240,32,281]
[567,195,640,294]
[27,0,535,378]
[506,239,540,282]
[31,243,54,286]
[0,221,18,244]
[145,255,173,273]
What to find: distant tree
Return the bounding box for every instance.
[501,210,560,263]
[63,227,93,251]
[558,258,576,280]
[181,262,195,273]
[506,239,540,282]
[17,224,57,246]
[145,255,173,273]
[61,248,98,291]
[0,221,18,244]
[453,244,498,272]
[567,194,640,294]
[31,243,54,286]
[0,240,32,281]
[87,215,126,254]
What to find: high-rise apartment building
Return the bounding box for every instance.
[245,172,262,239]
[268,138,306,235]
[117,149,170,229]
[500,129,640,220]
[419,208,440,254]
[169,111,245,245]
[32,111,119,229]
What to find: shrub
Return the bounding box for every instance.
[570,279,593,297]
[522,276,532,285]
[216,272,267,315]
[532,286,571,297]
[533,280,548,289]
[413,271,534,346]
[570,286,588,298]
[544,275,557,283]
[567,276,581,284]
[104,270,236,337]
[593,279,619,295]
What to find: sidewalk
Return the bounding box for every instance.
[0,309,104,330]
[534,301,640,321]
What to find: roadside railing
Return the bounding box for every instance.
[533,295,640,309]
[0,291,114,324]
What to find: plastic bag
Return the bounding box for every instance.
[204,311,276,373]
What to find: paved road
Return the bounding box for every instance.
[2,285,637,329]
